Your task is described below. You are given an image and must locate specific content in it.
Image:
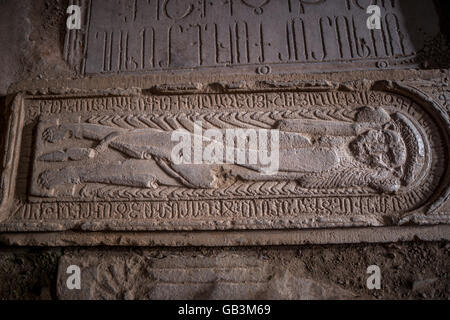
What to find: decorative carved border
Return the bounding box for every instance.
[0,78,449,237]
[376,81,450,215]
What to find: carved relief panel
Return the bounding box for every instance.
[1,80,449,235]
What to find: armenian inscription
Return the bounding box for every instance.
[71,0,441,75]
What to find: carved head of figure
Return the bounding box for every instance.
[349,107,408,193]
[350,107,407,171]
[350,128,407,170]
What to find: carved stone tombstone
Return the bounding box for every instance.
[66,0,444,75]
[0,0,449,247]
[0,77,449,244]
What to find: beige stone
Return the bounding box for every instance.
[57,250,358,300]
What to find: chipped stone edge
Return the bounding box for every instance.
[0,225,448,246]
[0,94,25,222]
[6,69,445,96]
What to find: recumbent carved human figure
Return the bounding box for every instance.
[36,107,414,194]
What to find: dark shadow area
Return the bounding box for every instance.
[398,0,450,69]
[435,0,450,43]
[0,96,6,180]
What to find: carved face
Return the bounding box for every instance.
[350,128,407,170]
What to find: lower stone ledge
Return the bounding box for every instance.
[1,225,449,247]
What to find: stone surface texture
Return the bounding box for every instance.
[1,68,450,241]
[0,0,449,300]
[0,242,449,300]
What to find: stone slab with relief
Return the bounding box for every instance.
[0,0,449,246]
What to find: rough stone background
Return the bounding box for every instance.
[0,242,449,300]
[0,0,449,299]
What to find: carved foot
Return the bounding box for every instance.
[38,168,79,190]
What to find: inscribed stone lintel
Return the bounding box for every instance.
[0,78,449,245]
